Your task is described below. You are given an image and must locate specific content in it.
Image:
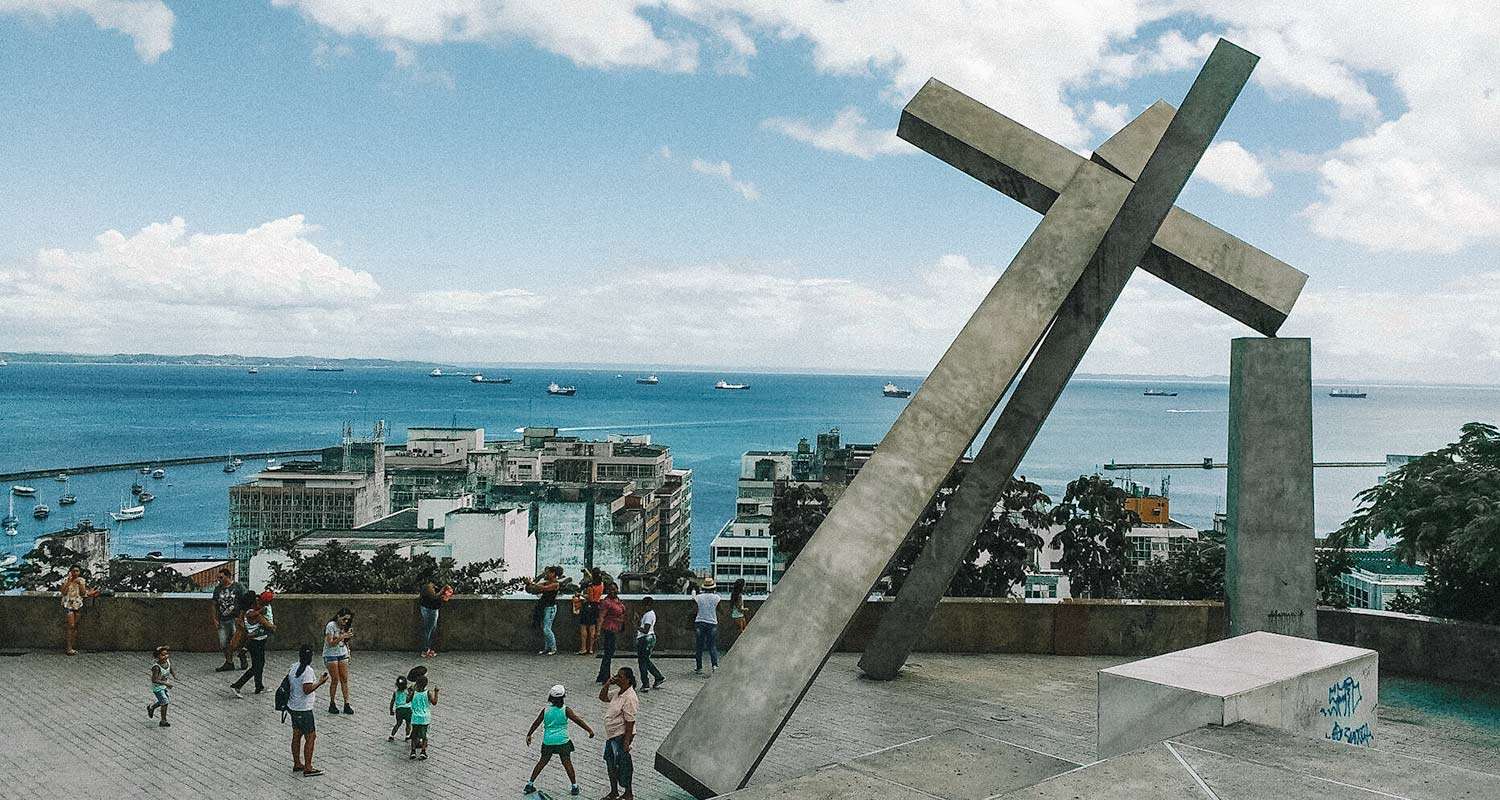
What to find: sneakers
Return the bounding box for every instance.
[158,721,170,728]
[388,735,395,742]
[147,703,156,718]
[230,687,244,699]
[524,782,536,794]
[694,668,702,675]
[570,785,580,796]
[409,752,417,760]
[418,752,428,760]
[214,662,235,672]
[328,702,341,714]
[343,703,354,715]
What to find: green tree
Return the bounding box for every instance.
[16,539,89,591]
[884,467,1050,598]
[769,483,831,563]
[266,541,517,595]
[1382,591,1422,615]
[1048,475,1136,598]
[1335,422,1500,623]
[1121,538,1226,601]
[1315,546,1353,608]
[106,559,197,593]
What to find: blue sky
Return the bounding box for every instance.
[2,1,1498,383]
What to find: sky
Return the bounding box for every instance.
[0,1,1498,383]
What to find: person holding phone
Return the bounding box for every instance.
[417,581,451,658]
[287,645,330,777]
[323,607,355,714]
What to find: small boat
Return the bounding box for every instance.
[112,501,145,522]
[715,380,750,390]
[1329,387,1368,399]
[32,504,50,519]
[11,485,36,497]
[615,374,624,379]
[308,365,345,372]
[547,383,577,396]
[636,375,659,385]
[223,461,238,473]
[247,367,259,374]
[131,481,143,495]
[152,468,165,479]
[470,375,511,384]
[882,383,912,398]
[139,466,151,474]
[139,492,155,503]
[55,472,69,482]
[1143,389,1178,397]
[58,494,77,506]
[430,368,444,377]
[0,358,7,366]
[233,457,243,466]
[3,495,16,531]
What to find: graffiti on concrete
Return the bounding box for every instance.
[1319,676,1373,746]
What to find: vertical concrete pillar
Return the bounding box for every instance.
[1226,337,1315,638]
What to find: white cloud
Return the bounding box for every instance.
[1194,141,1272,197]
[1085,100,1131,136]
[0,0,174,61]
[761,107,908,160]
[690,158,760,201]
[271,0,698,72]
[657,144,672,160]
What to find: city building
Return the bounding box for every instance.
[228,422,388,562]
[471,428,692,578]
[34,519,110,579]
[385,427,485,512]
[1335,548,1424,611]
[247,496,534,589]
[710,429,876,593]
[113,557,236,590]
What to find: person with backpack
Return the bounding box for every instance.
[280,645,329,777]
[230,590,275,698]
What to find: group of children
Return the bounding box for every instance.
[387,666,440,759]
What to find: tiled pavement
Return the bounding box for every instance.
[3,648,1497,799]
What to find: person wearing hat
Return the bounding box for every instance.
[525,683,595,796]
[230,589,276,697]
[692,577,722,675]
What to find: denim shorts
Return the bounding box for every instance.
[323,654,348,663]
[288,709,316,734]
[216,620,237,648]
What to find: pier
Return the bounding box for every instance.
[1103,458,1386,470]
[0,449,322,482]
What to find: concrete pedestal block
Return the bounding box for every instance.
[1097,632,1377,758]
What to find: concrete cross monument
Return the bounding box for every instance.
[656,39,1312,798]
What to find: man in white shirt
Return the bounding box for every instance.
[634,597,665,692]
[598,667,640,800]
[286,645,330,777]
[693,578,721,674]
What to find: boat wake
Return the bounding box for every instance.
[1165,409,1221,414]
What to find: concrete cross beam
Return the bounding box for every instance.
[900,80,1306,335]
[654,40,1261,799]
[858,100,1179,681]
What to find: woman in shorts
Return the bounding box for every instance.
[323,607,355,714]
[60,565,88,656]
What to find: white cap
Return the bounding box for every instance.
[549,684,566,698]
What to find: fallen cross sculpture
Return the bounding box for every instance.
[655,39,1308,798]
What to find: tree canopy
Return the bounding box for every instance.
[268,541,518,595]
[1048,475,1137,599]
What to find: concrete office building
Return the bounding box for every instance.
[1335,549,1424,611]
[385,427,486,512]
[227,423,388,561]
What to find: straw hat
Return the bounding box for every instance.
[702,577,717,590]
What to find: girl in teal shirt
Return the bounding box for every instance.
[524,684,595,796]
[407,675,438,759]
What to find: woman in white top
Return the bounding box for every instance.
[323,607,355,714]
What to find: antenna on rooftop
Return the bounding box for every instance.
[342,421,353,468]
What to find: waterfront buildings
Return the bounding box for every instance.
[227,422,388,561]
[385,427,485,512]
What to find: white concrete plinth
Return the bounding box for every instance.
[1097,631,1377,758]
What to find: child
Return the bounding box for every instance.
[407,674,439,760]
[145,645,176,728]
[388,675,412,742]
[525,684,595,797]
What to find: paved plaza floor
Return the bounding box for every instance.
[3,648,1498,799]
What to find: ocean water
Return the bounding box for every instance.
[1,363,1496,567]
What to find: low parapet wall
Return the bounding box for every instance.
[0,594,1228,657]
[1317,606,1500,688]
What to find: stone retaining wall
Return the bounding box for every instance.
[0,594,1227,657]
[1317,606,1500,688]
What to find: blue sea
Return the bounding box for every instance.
[1,363,1496,567]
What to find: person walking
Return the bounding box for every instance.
[230,590,276,697]
[524,684,595,797]
[598,668,639,800]
[59,565,89,656]
[693,578,721,675]
[210,569,247,672]
[323,608,355,714]
[417,580,450,658]
[406,673,439,760]
[577,568,602,656]
[634,597,665,692]
[526,567,561,656]
[388,675,412,742]
[594,583,625,684]
[145,645,176,727]
[287,645,329,777]
[730,578,749,635]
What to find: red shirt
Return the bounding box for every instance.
[599,596,626,632]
